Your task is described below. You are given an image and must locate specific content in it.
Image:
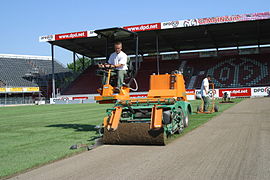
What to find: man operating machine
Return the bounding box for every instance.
[98,42,128,89]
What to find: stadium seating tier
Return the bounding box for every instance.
[62,53,270,95]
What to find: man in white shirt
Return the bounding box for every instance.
[200,75,211,112]
[98,42,128,88]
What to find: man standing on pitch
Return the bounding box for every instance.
[98,42,128,89]
[200,75,211,112]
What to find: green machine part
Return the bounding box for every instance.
[102,98,192,145]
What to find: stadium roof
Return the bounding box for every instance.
[0,54,52,60]
[0,55,69,88]
[40,11,270,58]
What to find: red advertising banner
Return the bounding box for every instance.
[55,31,88,40]
[123,23,161,32]
[186,89,195,94]
[40,12,270,42]
[219,88,251,97]
[186,89,196,100]
[72,97,89,100]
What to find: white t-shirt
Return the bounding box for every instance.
[108,51,128,70]
[200,78,209,97]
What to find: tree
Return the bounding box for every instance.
[67,57,92,72]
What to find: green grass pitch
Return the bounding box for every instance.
[0,98,243,178]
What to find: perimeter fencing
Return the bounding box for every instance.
[0,96,34,105]
[50,86,270,105]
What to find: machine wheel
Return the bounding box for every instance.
[99,127,104,136]
[214,105,219,112]
[175,108,188,134]
[162,110,172,125]
[173,108,183,134]
[183,114,189,127]
[176,127,183,134]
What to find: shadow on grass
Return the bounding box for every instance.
[46,124,97,132]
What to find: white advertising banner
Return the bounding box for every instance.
[39,34,55,42]
[161,19,199,29]
[50,97,71,104]
[251,87,270,97]
[87,30,97,37]
[195,89,219,98]
[161,20,182,29]
[187,95,196,101]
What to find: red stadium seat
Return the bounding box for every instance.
[62,53,270,95]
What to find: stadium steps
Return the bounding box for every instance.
[179,60,187,71]
[0,57,69,90]
[187,75,197,89]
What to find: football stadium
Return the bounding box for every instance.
[42,11,270,102]
[1,10,270,180]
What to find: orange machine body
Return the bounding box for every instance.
[94,85,130,104]
[94,69,130,103]
[148,73,187,101]
[95,72,187,104]
[96,71,189,132]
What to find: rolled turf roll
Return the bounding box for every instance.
[103,123,166,145]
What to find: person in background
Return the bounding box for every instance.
[200,75,211,112]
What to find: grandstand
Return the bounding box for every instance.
[63,65,100,94]
[0,54,70,104]
[60,47,270,94]
[39,11,270,98]
[187,52,269,88]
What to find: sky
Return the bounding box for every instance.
[0,0,269,66]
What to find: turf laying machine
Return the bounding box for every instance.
[94,28,192,145]
[95,70,192,145]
